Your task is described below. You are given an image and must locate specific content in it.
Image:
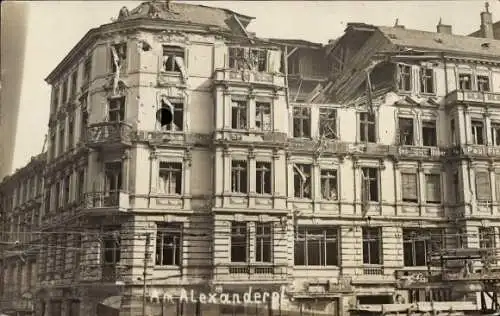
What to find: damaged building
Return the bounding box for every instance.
[2,1,500,316]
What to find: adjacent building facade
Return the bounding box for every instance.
[2,1,500,316]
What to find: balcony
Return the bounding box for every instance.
[445,89,500,107]
[213,263,288,284]
[83,190,129,212]
[213,69,285,89]
[350,265,395,285]
[87,122,133,149]
[396,145,447,160]
[214,131,288,146]
[79,263,126,284]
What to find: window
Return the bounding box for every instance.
[293,107,311,138]
[294,226,339,266]
[398,64,412,92]
[102,230,121,264]
[108,97,125,122]
[63,175,70,206]
[68,115,74,149]
[453,172,460,203]
[256,162,272,195]
[62,79,68,104]
[398,117,414,145]
[54,183,60,211]
[59,123,65,154]
[361,167,379,202]
[249,48,267,72]
[158,162,182,195]
[162,46,185,73]
[321,169,338,200]
[476,171,491,202]
[255,102,271,131]
[230,222,247,262]
[319,108,337,139]
[459,73,472,90]
[477,75,490,92]
[229,47,247,70]
[110,43,127,73]
[76,170,85,202]
[492,123,500,146]
[160,100,183,132]
[70,71,78,99]
[255,223,272,263]
[359,112,376,143]
[231,100,247,130]
[52,86,60,113]
[83,56,92,85]
[472,120,484,145]
[231,161,248,193]
[422,120,437,146]
[479,227,496,249]
[425,174,441,204]
[156,223,182,266]
[293,164,311,199]
[401,173,418,203]
[362,227,381,265]
[403,228,443,266]
[228,47,268,72]
[420,68,434,94]
[450,119,456,144]
[80,99,88,142]
[104,162,122,193]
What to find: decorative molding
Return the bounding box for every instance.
[155,31,190,45]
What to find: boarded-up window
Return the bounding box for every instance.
[476,171,491,201]
[425,174,441,204]
[402,173,418,202]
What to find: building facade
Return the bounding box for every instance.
[2,1,500,316]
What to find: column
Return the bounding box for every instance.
[313,155,321,212]
[248,148,256,209]
[286,152,293,199]
[121,150,130,192]
[183,149,192,210]
[417,162,424,216]
[248,94,256,130]
[485,113,492,145]
[223,89,231,129]
[352,158,359,214]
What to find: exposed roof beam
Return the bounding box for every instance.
[287,47,298,58]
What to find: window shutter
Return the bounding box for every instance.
[425,174,441,202]
[476,172,491,201]
[402,173,418,201]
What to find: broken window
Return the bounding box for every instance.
[422,120,437,146]
[162,46,187,77]
[108,97,125,122]
[63,175,70,206]
[104,161,122,193]
[321,169,338,200]
[403,228,443,266]
[459,73,472,90]
[156,223,182,266]
[479,227,496,249]
[68,114,74,149]
[229,47,247,70]
[425,174,441,204]
[319,108,337,139]
[255,102,271,132]
[256,162,272,195]
[362,227,382,265]
[62,79,68,104]
[110,43,127,73]
[398,117,414,145]
[158,162,182,195]
[58,124,65,154]
[230,222,248,263]
[420,67,434,94]
[160,100,183,132]
[102,229,121,264]
[76,169,85,202]
[397,64,412,92]
[293,107,311,138]
[294,226,339,266]
[83,55,92,86]
[231,100,247,130]
[477,75,490,92]
[475,171,491,202]
[255,223,272,263]
[293,164,311,199]
[401,173,418,203]
[491,123,500,145]
[359,112,376,143]
[70,71,78,99]
[249,48,267,72]
[450,119,456,145]
[472,120,484,145]
[231,160,248,194]
[361,167,379,202]
[52,86,60,113]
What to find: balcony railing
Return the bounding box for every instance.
[87,121,133,148]
[445,89,500,106]
[214,264,288,282]
[79,263,126,283]
[213,69,285,88]
[83,190,129,209]
[397,145,447,159]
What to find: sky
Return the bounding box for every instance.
[9,0,500,171]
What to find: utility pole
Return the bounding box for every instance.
[142,233,151,316]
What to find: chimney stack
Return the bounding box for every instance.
[436,18,452,34]
[480,2,494,39]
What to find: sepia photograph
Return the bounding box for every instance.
[2,0,500,315]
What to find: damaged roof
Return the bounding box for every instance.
[350,23,500,59]
[267,38,324,49]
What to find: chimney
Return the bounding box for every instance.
[480,2,494,38]
[394,18,405,29]
[436,18,452,34]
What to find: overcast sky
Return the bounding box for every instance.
[10,0,500,171]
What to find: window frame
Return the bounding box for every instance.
[458,73,472,91]
[362,227,382,265]
[158,161,183,195]
[294,226,339,266]
[230,222,248,263]
[155,222,183,266]
[255,161,272,195]
[477,75,490,92]
[397,64,412,92]
[231,160,248,194]
[293,107,311,138]
[401,172,419,203]
[422,120,437,147]
[162,45,185,73]
[293,164,312,199]
[475,170,492,202]
[255,101,272,132]
[398,117,415,146]
[320,169,338,201]
[255,223,273,263]
[419,67,435,94]
[231,99,248,130]
[359,112,376,143]
[471,119,485,145]
[361,167,380,202]
[319,107,338,140]
[425,173,442,204]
